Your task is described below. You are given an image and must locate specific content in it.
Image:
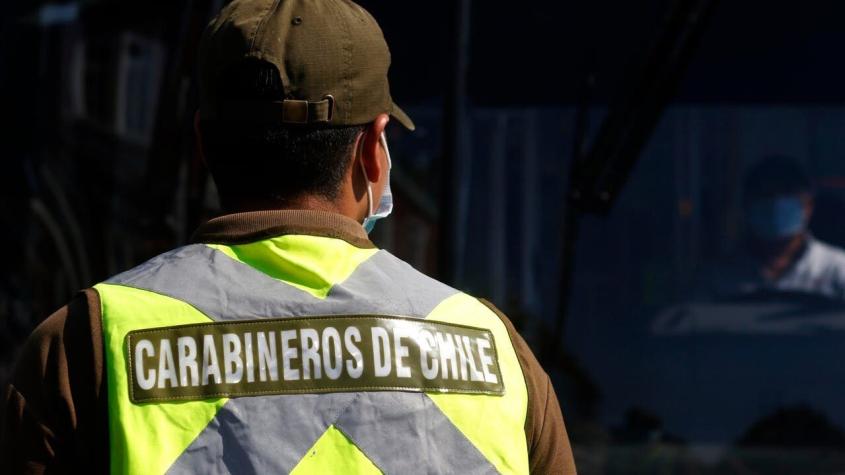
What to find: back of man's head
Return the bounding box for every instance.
[200,59,363,208]
[196,0,414,210]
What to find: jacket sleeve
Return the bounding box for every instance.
[0,289,108,474]
[480,299,577,475]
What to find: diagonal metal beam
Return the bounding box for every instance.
[545,0,720,365]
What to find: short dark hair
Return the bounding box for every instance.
[200,59,363,206]
[743,155,813,200]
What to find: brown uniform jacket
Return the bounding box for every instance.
[1,211,577,474]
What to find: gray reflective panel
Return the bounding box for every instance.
[107,246,457,321]
[338,251,458,318]
[334,392,497,475]
[167,393,359,475]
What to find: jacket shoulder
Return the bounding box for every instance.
[104,244,211,287]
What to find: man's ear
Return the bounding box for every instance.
[360,113,390,183]
[194,110,207,164]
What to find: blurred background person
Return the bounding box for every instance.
[702,156,845,300]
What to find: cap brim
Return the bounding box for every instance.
[391,102,416,131]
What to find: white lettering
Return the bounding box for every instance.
[476,338,498,384]
[372,327,392,377]
[344,327,364,379]
[244,332,255,383]
[453,334,469,381]
[463,335,485,382]
[322,327,343,380]
[436,332,458,380]
[202,334,222,385]
[222,333,244,384]
[300,329,321,380]
[177,336,199,387]
[157,339,179,388]
[281,330,300,381]
[392,326,412,378]
[257,331,279,382]
[418,330,439,380]
[135,339,156,390]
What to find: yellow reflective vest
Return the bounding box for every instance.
[96,233,529,474]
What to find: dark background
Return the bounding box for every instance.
[5,1,845,473]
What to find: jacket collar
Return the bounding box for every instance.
[191,210,375,249]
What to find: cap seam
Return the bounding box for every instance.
[248,0,283,56]
[337,1,353,124]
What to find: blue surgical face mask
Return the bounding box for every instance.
[360,132,393,234]
[747,196,806,240]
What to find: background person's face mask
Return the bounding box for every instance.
[747,195,807,240]
[360,132,393,234]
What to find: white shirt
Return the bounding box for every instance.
[704,236,845,300]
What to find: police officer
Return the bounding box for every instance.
[1,1,576,473]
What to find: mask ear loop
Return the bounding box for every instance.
[379,132,392,169]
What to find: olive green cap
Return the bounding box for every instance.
[198,0,415,130]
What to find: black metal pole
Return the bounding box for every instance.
[543,73,593,365]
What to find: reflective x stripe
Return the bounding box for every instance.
[107,244,498,474]
[333,392,497,474]
[108,244,457,320]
